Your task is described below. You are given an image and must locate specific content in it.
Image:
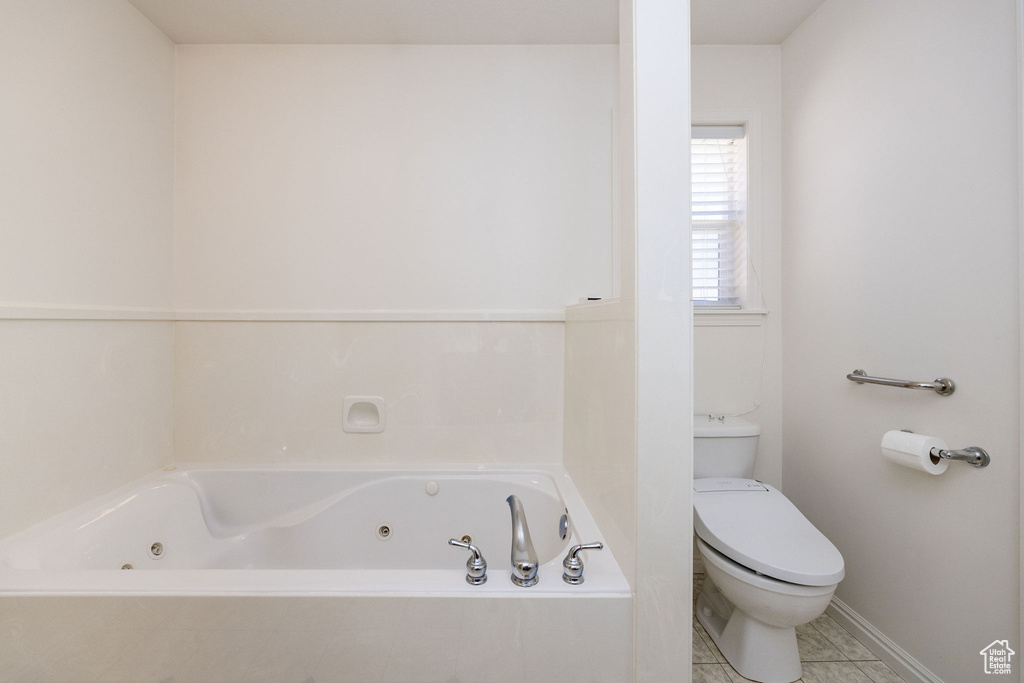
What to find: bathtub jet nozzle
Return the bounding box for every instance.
[506,494,539,587]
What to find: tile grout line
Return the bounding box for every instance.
[694,617,726,665]
[805,618,852,663]
[808,614,884,663]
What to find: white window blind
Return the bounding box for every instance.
[692,125,746,307]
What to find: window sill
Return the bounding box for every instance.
[694,308,767,327]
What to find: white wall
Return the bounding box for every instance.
[565,5,694,681]
[634,0,692,678]
[174,45,617,314]
[562,0,641,601]
[1019,0,1024,665]
[562,4,640,675]
[0,0,174,310]
[692,45,783,487]
[781,2,1019,680]
[616,0,638,301]
[0,0,175,539]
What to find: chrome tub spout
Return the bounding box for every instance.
[506,494,539,587]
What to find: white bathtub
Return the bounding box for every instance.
[0,465,628,596]
[0,466,632,681]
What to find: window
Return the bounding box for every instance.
[692,125,746,308]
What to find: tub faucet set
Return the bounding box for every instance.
[506,494,540,586]
[447,538,488,585]
[449,494,603,587]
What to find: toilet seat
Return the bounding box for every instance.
[693,478,844,586]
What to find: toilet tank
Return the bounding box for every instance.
[694,416,761,479]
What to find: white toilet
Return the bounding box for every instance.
[693,417,844,683]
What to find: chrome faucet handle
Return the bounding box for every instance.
[562,542,603,585]
[448,539,487,585]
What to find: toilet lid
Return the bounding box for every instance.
[693,478,845,586]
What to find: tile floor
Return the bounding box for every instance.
[692,573,907,683]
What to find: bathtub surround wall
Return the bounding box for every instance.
[0,0,175,539]
[563,299,636,586]
[175,321,564,464]
[781,2,1020,681]
[562,0,641,599]
[691,45,783,488]
[170,43,617,466]
[0,322,174,540]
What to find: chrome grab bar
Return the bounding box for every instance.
[847,369,955,396]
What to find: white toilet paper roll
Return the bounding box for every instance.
[880,430,949,475]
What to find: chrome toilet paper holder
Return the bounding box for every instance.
[930,445,990,468]
[899,430,991,468]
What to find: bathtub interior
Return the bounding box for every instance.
[179,469,573,567]
[0,465,629,596]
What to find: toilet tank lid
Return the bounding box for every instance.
[694,416,761,438]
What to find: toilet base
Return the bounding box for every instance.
[697,578,802,683]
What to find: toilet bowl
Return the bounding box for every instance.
[697,538,837,683]
[693,477,844,683]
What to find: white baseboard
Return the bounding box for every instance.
[827,597,943,683]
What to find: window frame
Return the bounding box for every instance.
[692,110,766,326]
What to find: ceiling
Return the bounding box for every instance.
[691,0,826,45]
[126,0,619,45]
[126,0,825,46]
